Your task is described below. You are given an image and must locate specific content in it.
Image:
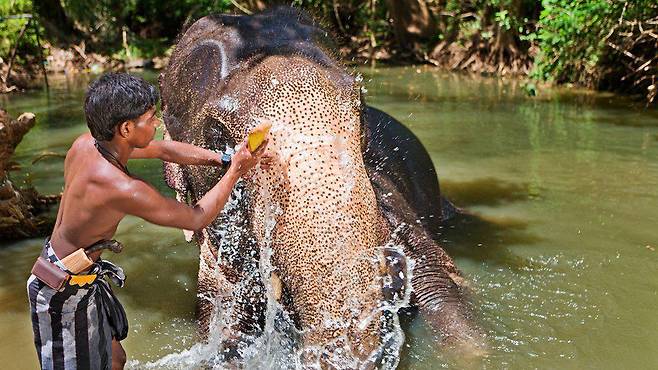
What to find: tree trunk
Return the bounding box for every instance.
[32,0,82,46]
[385,0,436,51]
[0,109,59,240]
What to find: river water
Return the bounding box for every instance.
[1,66,657,369]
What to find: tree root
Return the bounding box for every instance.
[0,109,59,240]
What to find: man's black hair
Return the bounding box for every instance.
[84,73,159,141]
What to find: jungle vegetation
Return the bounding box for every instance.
[0,0,656,104]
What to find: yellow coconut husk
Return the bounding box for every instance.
[248,121,272,152]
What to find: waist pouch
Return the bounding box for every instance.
[31,256,69,291]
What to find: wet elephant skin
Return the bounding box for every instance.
[159,6,483,365]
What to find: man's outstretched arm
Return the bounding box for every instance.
[116,141,267,231]
[115,167,240,231]
[130,140,223,166]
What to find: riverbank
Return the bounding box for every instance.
[1,51,651,110]
[0,42,169,93]
[1,2,655,105]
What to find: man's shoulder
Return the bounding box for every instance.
[66,133,94,159]
[72,133,94,149]
[82,168,146,212]
[68,134,137,193]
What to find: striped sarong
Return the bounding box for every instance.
[26,240,128,369]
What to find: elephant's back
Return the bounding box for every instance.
[362,106,447,232]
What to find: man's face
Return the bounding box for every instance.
[131,107,161,148]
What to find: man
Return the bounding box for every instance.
[27,73,271,369]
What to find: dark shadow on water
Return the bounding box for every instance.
[118,261,199,319]
[439,212,542,271]
[584,112,658,127]
[433,178,543,270]
[441,177,533,207]
[37,104,85,129]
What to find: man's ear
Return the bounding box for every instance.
[117,121,134,138]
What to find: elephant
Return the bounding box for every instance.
[159,7,484,367]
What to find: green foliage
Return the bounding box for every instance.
[2,0,655,100]
[0,0,43,65]
[533,0,611,84]
[1,0,236,65]
[440,0,541,52]
[533,0,657,90]
[60,0,233,56]
[291,0,393,44]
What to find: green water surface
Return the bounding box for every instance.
[1,67,657,369]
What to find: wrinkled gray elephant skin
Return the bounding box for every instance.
[159,7,484,366]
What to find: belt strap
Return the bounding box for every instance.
[43,238,126,288]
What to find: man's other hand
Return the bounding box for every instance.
[259,149,274,170]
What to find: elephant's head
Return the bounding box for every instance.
[161,9,406,365]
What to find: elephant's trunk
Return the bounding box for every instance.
[410,234,488,356]
[395,223,489,357]
[410,238,477,343]
[257,148,390,361]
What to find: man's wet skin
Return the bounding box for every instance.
[50,107,273,263]
[49,107,160,262]
[45,103,272,370]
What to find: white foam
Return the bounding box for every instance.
[131,183,413,370]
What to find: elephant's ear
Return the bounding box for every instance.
[182,39,230,88]
[162,39,231,139]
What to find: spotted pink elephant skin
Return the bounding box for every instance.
[159,7,483,363]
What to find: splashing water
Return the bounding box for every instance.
[130,176,414,370]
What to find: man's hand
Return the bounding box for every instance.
[259,149,274,170]
[229,139,270,177]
